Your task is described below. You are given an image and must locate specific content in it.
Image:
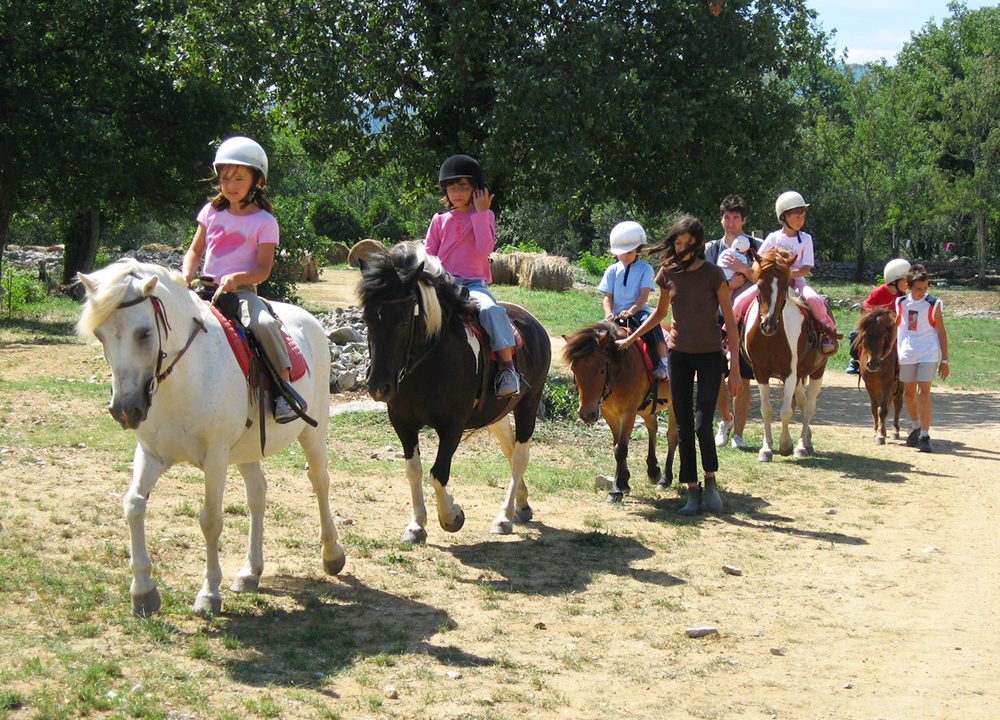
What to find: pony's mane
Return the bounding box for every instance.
[856,307,894,337]
[756,247,796,281]
[77,259,187,339]
[562,320,619,364]
[357,242,477,337]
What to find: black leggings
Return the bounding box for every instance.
[668,349,725,486]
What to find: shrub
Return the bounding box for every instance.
[0,268,48,312]
[576,250,613,277]
[310,194,365,245]
[541,377,579,420]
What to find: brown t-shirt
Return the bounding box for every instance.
[655,261,726,354]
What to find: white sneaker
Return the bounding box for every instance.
[715,419,734,447]
[730,434,748,450]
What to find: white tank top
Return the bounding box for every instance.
[895,293,942,364]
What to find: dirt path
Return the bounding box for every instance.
[2,269,999,719]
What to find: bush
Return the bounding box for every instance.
[0,269,48,312]
[310,194,365,245]
[541,377,579,420]
[496,201,581,257]
[575,250,613,277]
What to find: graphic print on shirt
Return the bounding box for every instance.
[907,310,919,331]
[207,226,246,256]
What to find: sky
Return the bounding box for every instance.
[806,0,997,64]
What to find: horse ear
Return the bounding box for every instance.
[77,271,97,296]
[141,276,159,296]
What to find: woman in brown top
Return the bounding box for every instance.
[618,215,743,514]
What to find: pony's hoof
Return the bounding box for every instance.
[656,476,672,490]
[441,507,466,533]
[323,550,347,576]
[193,593,222,616]
[490,520,513,535]
[607,491,624,503]
[131,588,161,617]
[794,447,809,458]
[758,449,773,462]
[647,468,662,483]
[779,446,794,457]
[230,574,260,593]
[875,436,886,445]
[514,505,533,523]
[402,527,428,544]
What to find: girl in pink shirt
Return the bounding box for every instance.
[425,155,519,398]
[182,136,301,423]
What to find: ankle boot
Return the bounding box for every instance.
[703,476,723,513]
[678,485,702,515]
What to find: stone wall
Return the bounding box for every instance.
[811,258,997,282]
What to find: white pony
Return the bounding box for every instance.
[77,259,345,615]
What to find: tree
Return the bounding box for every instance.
[0,0,252,283]
[895,3,1000,284]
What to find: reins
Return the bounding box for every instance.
[117,292,207,398]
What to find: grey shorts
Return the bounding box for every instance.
[899,362,937,383]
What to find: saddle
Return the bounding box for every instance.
[194,283,316,445]
[465,312,525,413]
[613,317,664,412]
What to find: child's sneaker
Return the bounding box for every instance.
[714,419,733,448]
[652,361,669,380]
[274,396,300,423]
[918,435,932,453]
[495,368,520,398]
[730,434,748,450]
[845,359,860,375]
[821,334,837,354]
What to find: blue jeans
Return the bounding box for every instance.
[456,278,515,352]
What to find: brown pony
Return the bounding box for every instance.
[854,308,903,444]
[563,321,677,503]
[743,248,828,462]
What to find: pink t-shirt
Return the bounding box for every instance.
[196,203,279,280]
[424,209,496,283]
[759,229,815,292]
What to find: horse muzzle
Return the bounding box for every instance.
[108,381,152,429]
[577,405,600,425]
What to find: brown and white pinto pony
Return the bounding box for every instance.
[854,308,903,444]
[743,248,828,462]
[563,321,677,503]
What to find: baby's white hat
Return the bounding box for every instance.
[732,235,751,253]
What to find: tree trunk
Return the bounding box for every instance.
[0,202,12,313]
[62,208,102,285]
[976,210,987,289]
[852,204,865,282]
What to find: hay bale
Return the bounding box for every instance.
[348,239,388,268]
[139,243,174,253]
[520,255,574,291]
[321,242,351,266]
[489,252,519,285]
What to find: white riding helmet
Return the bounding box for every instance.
[214,136,268,181]
[775,190,809,220]
[732,235,751,254]
[884,258,911,285]
[609,221,647,255]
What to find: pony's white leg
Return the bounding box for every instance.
[796,376,824,457]
[778,376,797,456]
[488,417,532,534]
[124,444,167,616]
[298,428,346,575]
[402,449,429,544]
[758,382,774,462]
[194,456,228,615]
[430,476,466,534]
[232,462,266,592]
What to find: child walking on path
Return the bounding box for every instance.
[182,136,301,423]
[845,258,911,374]
[424,154,520,398]
[895,264,949,453]
[617,215,744,515]
[598,221,669,380]
[731,191,838,353]
[704,195,760,450]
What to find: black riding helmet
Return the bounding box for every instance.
[438,154,484,189]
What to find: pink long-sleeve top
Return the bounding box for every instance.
[424,209,497,283]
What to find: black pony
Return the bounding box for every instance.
[355,241,552,543]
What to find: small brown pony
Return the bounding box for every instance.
[563,321,677,503]
[743,248,828,462]
[853,307,903,444]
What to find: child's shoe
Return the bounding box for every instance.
[274,396,300,423]
[845,359,860,375]
[714,419,733,448]
[730,434,748,450]
[821,333,837,354]
[918,435,932,453]
[905,428,920,447]
[652,360,669,380]
[495,368,521,398]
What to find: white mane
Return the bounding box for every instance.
[76,260,189,339]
